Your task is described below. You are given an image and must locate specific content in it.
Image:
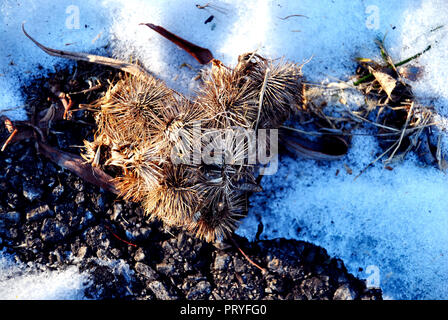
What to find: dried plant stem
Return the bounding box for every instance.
[354,140,399,180]
[255,68,271,132]
[22,23,150,79]
[1,128,18,152]
[280,125,322,136]
[348,111,400,132]
[278,14,309,20]
[230,237,267,274]
[37,142,119,195]
[386,102,414,162]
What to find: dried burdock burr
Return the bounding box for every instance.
[197,59,260,130]
[93,73,175,145]
[142,163,202,228]
[146,97,205,159]
[237,53,304,129]
[191,165,249,242]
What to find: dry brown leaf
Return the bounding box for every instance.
[343,163,353,175]
[369,67,397,99]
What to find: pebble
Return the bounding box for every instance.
[186,281,212,299]
[135,262,159,281]
[26,205,54,222]
[147,281,177,300]
[333,284,357,300]
[22,182,44,202]
[213,253,231,271]
[0,211,21,224]
[40,218,70,243]
[133,248,146,262]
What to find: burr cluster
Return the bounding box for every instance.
[82,53,303,242]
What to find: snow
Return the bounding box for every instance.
[1,0,448,299]
[0,250,90,300]
[0,250,135,300]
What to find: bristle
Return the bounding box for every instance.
[114,172,150,202]
[189,190,246,242]
[97,74,175,145]
[244,55,303,128]
[143,163,202,227]
[197,61,259,129]
[147,97,205,159]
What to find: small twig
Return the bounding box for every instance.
[278,14,309,20]
[280,125,415,137]
[230,237,267,274]
[347,109,400,132]
[386,102,414,162]
[61,94,73,120]
[280,125,323,136]
[354,140,399,180]
[104,225,137,247]
[22,23,150,79]
[196,3,228,14]
[1,129,18,152]
[69,82,102,95]
[1,117,18,151]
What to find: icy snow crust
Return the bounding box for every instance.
[1,0,448,299]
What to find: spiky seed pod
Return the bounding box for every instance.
[191,176,247,241]
[80,54,301,243]
[113,171,149,202]
[188,164,250,241]
[146,97,205,160]
[114,141,165,186]
[93,73,175,146]
[24,28,307,243]
[142,163,202,227]
[237,53,304,129]
[197,60,259,130]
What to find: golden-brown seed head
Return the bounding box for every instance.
[197,61,259,129]
[95,74,175,145]
[142,163,202,228]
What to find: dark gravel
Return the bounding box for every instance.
[0,139,381,300]
[0,62,382,300]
